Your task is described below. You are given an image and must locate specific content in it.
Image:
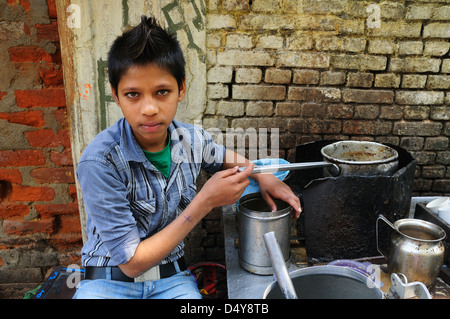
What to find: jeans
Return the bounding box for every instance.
[73,270,202,299]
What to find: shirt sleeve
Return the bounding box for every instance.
[198,127,225,174]
[76,159,140,265]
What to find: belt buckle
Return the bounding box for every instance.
[134,266,160,282]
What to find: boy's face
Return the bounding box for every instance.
[112,63,186,152]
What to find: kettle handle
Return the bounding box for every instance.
[376,214,395,258]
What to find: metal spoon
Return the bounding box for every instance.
[239,161,340,175]
[263,231,298,299]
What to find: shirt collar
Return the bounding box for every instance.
[119,119,148,164]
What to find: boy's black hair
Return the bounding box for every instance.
[108,15,185,94]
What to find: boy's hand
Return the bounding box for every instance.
[254,173,302,218]
[198,163,254,211]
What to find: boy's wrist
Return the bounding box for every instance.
[190,191,213,217]
[250,172,273,184]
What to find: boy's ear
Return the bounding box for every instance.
[178,79,186,102]
[111,84,120,105]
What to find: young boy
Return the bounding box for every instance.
[73,16,301,299]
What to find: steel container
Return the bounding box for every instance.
[321,140,399,176]
[377,215,446,287]
[238,193,292,275]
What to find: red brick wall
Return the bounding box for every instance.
[0,0,81,298]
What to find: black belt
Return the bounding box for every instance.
[85,258,186,282]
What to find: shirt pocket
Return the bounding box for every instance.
[179,184,197,212]
[129,198,157,237]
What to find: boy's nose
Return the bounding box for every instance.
[141,98,159,116]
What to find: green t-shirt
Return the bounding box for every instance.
[142,134,171,178]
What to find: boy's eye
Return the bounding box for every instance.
[125,92,139,99]
[157,89,170,96]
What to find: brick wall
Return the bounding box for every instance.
[205,0,450,195]
[0,0,81,298]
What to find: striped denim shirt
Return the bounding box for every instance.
[76,118,225,267]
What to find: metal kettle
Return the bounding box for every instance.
[377,214,446,287]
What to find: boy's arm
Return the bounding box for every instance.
[119,164,254,278]
[119,149,300,278]
[222,149,302,218]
